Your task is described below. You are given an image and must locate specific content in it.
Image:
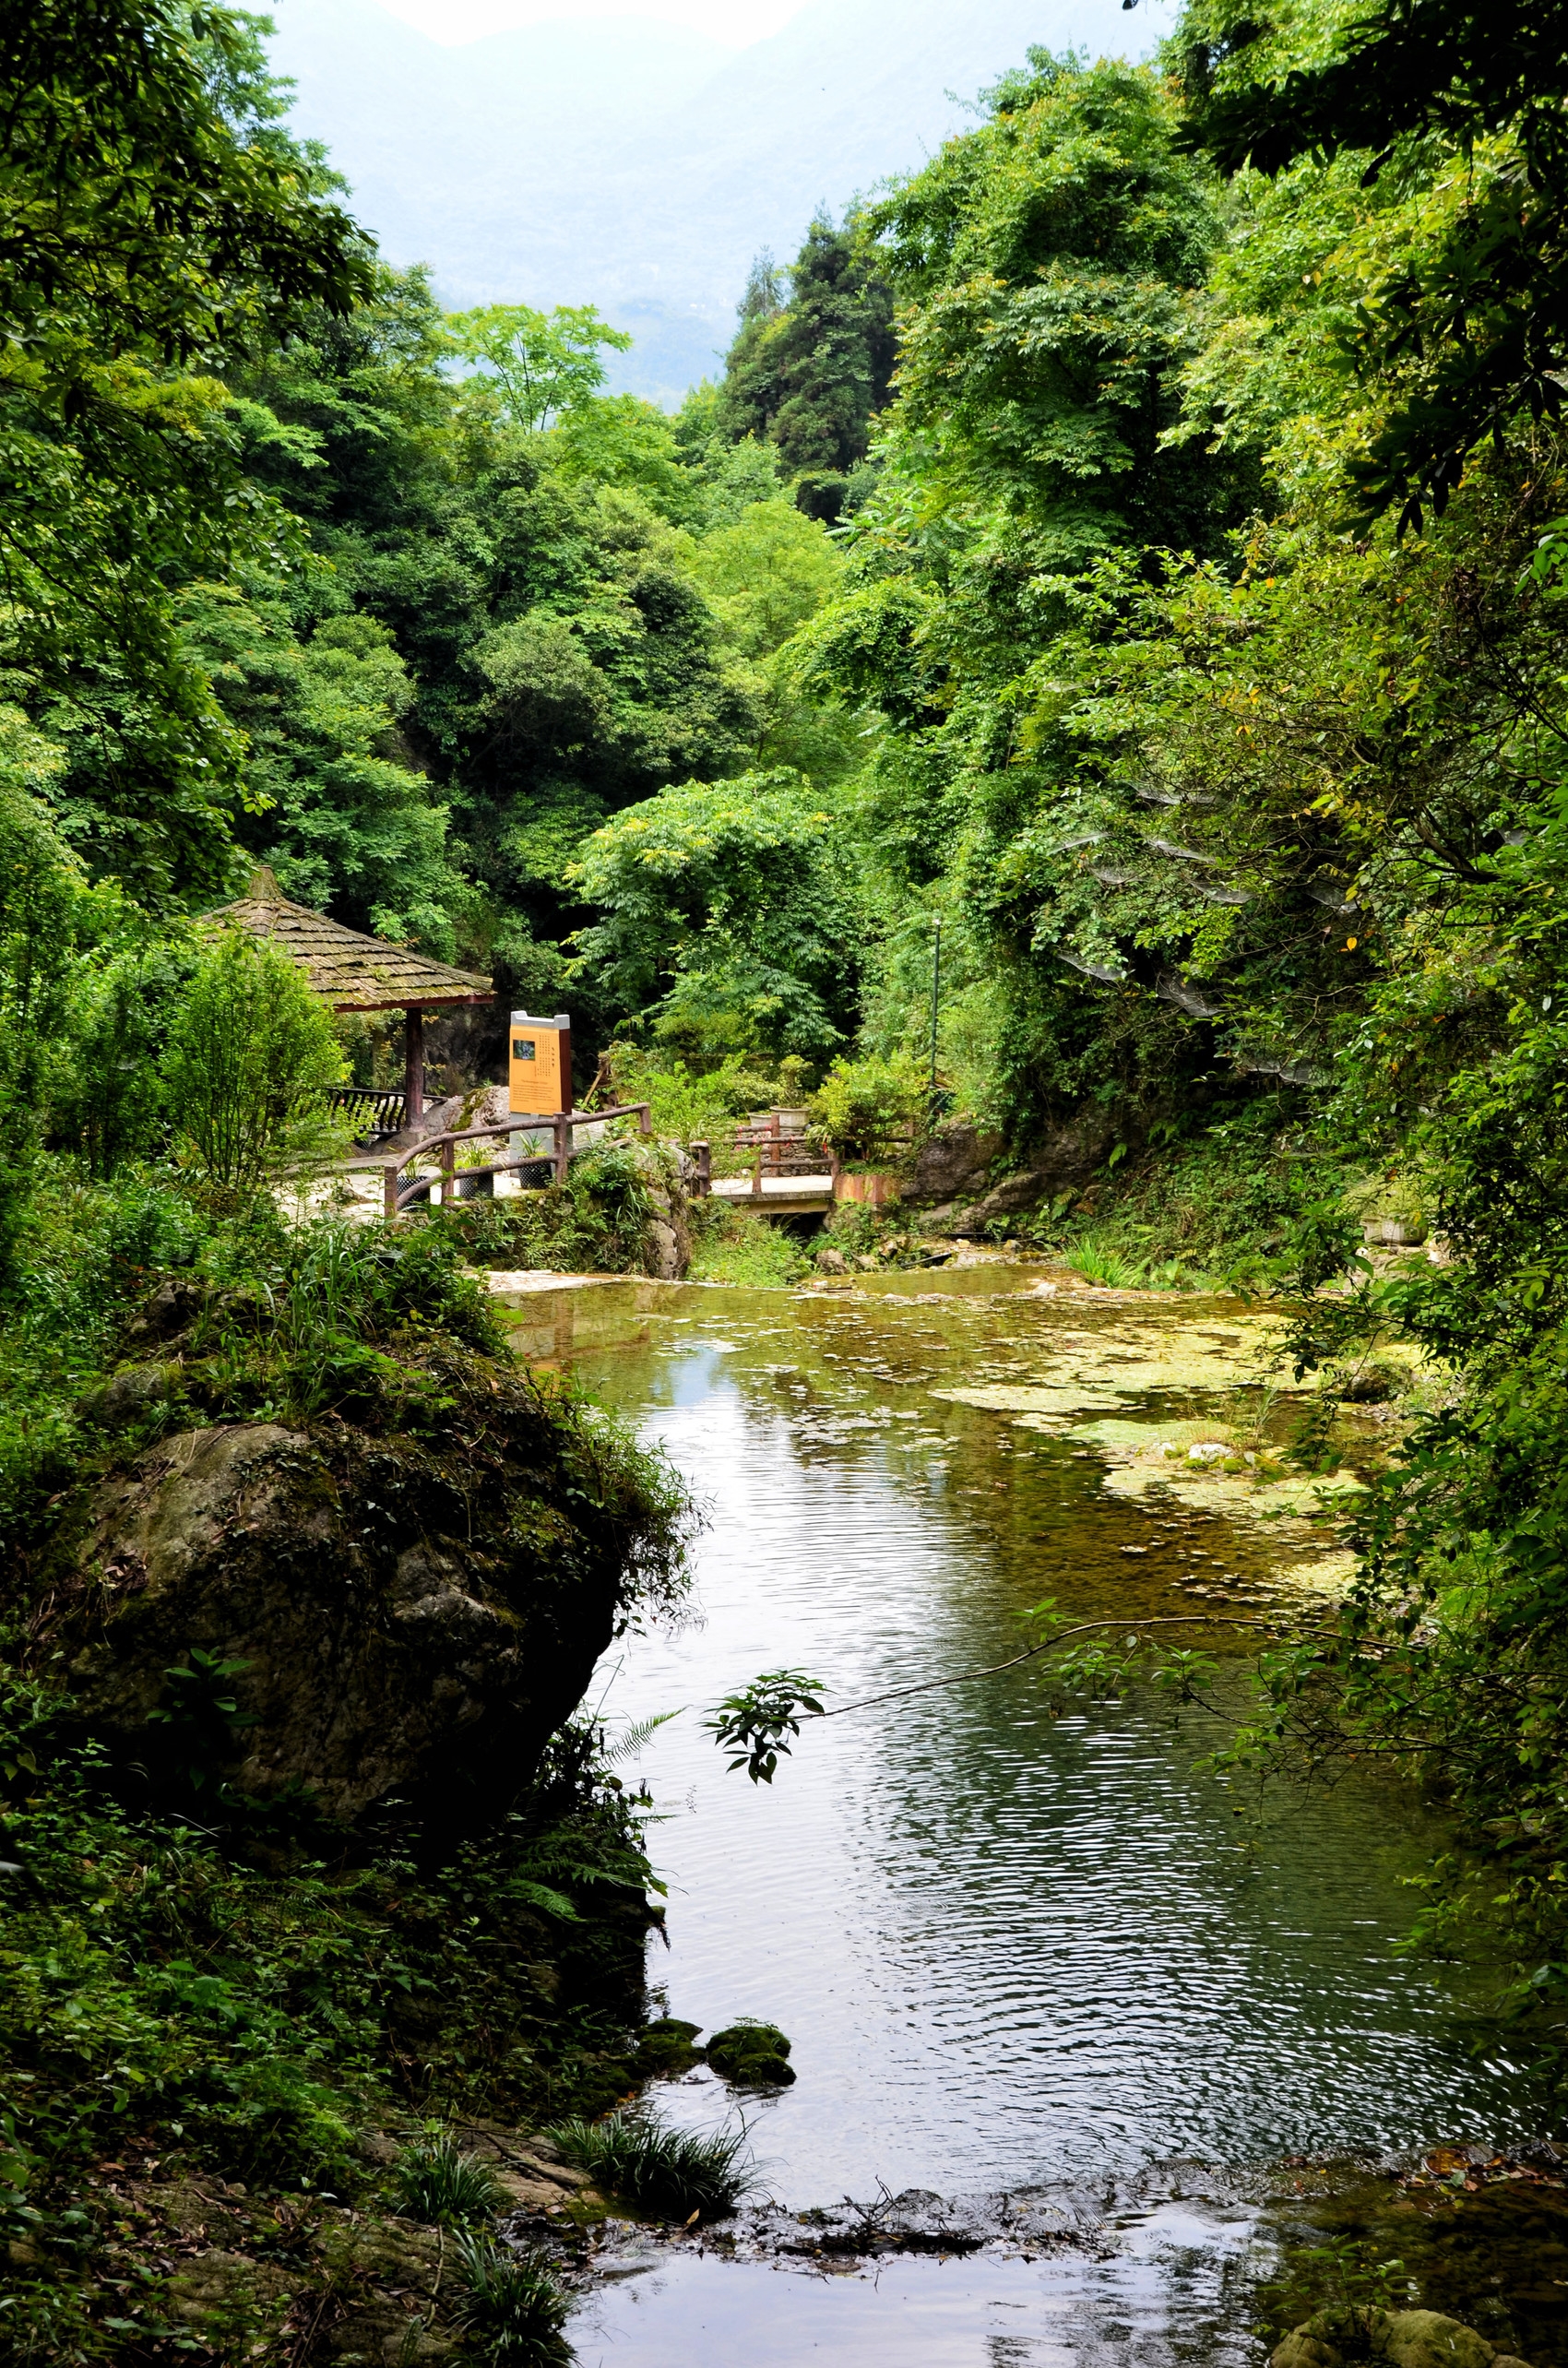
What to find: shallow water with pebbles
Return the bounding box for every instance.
[495,1263,1561,2362]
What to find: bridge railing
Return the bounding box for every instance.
[372,1103,652,1218]
[686,1112,835,1202]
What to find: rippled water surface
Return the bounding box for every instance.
[499,1266,1554,2357]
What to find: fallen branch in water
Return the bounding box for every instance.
[707,1609,1344,1782]
[819,1612,1339,1719]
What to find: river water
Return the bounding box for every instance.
[497,1263,1559,2364]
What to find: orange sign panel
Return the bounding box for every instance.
[508,1012,572,1115]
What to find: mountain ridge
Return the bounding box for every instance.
[267,0,1177,402]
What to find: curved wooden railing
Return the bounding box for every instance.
[373,1103,652,1218]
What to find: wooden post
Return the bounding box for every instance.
[384,1160,400,1220]
[638,1101,652,1137]
[553,1113,570,1186]
[439,1133,456,1205]
[693,1141,711,1196]
[557,1019,572,1114]
[404,1006,424,1124]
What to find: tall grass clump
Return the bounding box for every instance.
[544,2109,751,2220]
[393,2131,506,2225]
[454,2233,573,2363]
[1061,1233,1147,1289]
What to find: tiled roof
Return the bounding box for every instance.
[205,870,493,1012]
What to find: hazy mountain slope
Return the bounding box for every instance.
[267,0,1175,402]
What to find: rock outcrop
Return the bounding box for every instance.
[52,1361,659,1825]
[907,1113,1133,1227]
[959,1112,1129,1228]
[906,1123,1004,1205]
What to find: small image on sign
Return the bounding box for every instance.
[513,1039,536,1060]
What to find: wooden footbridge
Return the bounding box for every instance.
[345,1105,841,1220]
[707,1113,836,1214]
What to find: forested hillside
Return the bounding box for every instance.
[8,0,1568,2351]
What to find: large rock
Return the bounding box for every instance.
[907,1123,1004,1204]
[1272,2308,1528,2368]
[53,1377,638,1824]
[380,1081,510,1157]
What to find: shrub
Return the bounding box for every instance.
[394,2132,507,2225]
[810,1053,925,1167]
[160,927,348,1199]
[686,1205,811,1286]
[544,2108,751,2220]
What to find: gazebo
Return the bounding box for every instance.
[207,868,493,1124]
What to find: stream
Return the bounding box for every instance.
[498,1261,1564,2365]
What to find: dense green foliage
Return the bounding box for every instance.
[2,0,372,903]
[14,0,1568,2337]
[161,929,347,1197]
[716,220,895,521]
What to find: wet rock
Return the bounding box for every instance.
[707,2019,795,2086]
[1383,2313,1515,2368]
[815,1246,849,1275]
[635,2017,706,2078]
[53,1383,637,1822]
[667,2185,1103,2264]
[1271,2330,1344,2368]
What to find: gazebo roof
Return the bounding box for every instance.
[206,870,493,1013]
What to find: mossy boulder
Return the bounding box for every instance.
[1271,2308,1529,2368]
[706,2019,795,2086]
[635,2017,706,2078]
[45,1330,680,1825]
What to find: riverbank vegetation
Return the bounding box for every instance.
[6,0,1568,2342]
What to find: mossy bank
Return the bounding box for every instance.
[0,1186,695,2364]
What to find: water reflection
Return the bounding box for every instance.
[503,1274,1548,2205]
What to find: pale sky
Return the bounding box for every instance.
[374,0,804,43]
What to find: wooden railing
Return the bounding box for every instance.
[679,1115,845,1202]
[375,1103,651,1219]
[328,1084,407,1141]
[731,1113,827,1193]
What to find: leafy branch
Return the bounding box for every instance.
[707,1604,1343,1782]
